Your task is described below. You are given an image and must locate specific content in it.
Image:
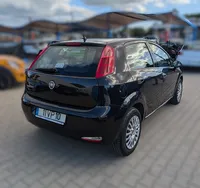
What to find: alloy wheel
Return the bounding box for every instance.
[177,81,182,102]
[125,115,141,150]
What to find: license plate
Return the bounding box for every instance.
[35,108,66,125]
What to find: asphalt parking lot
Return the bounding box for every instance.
[0,70,200,188]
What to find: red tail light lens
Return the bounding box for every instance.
[96,46,115,78]
[28,47,48,70]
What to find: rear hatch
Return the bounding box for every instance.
[26,42,106,110]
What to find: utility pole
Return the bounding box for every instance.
[28,16,32,40]
[70,11,74,22]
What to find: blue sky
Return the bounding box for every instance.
[70,0,200,14]
[0,0,199,27]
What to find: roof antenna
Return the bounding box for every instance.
[82,34,87,42]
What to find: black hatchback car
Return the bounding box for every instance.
[22,38,183,156]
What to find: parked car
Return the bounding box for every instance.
[0,54,26,89]
[0,40,51,61]
[177,42,200,67]
[21,38,183,156]
[177,50,200,67]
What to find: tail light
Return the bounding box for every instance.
[28,47,48,70]
[96,45,115,78]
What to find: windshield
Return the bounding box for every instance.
[32,46,103,77]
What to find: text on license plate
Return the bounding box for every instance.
[35,108,66,125]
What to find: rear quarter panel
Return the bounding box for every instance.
[97,71,147,122]
[97,43,148,120]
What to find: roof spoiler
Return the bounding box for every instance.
[48,41,59,46]
[143,36,159,43]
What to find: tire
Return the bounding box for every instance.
[0,73,14,90]
[170,79,183,105]
[0,75,9,90]
[112,108,142,156]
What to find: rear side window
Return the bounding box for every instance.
[32,46,103,77]
[149,44,170,67]
[125,43,153,70]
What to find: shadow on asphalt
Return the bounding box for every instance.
[21,103,176,163]
[21,127,124,165]
[182,67,200,74]
[0,83,24,92]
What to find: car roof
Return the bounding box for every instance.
[51,38,150,46]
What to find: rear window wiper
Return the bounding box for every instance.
[35,68,58,73]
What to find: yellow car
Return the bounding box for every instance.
[0,55,26,89]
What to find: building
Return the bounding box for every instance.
[185,14,200,39]
[152,10,199,44]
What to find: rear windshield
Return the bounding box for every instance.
[32,46,104,77]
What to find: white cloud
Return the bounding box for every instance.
[168,0,190,4]
[0,0,194,27]
[155,0,165,8]
[0,0,95,27]
[82,0,192,12]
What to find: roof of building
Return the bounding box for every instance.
[0,10,196,34]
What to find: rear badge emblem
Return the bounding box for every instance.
[49,81,56,90]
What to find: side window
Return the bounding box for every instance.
[125,43,153,70]
[149,44,170,67]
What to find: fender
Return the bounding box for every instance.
[114,91,147,126]
[122,90,147,114]
[112,90,147,142]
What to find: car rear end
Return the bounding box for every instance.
[21,41,122,144]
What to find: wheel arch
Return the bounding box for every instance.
[0,66,13,75]
[179,75,183,82]
[125,91,147,121]
[133,103,145,121]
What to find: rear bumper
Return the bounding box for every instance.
[21,93,122,144]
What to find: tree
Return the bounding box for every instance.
[129,28,153,37]
[185,13,200,18]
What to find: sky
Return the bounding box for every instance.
[0,0,200,27]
